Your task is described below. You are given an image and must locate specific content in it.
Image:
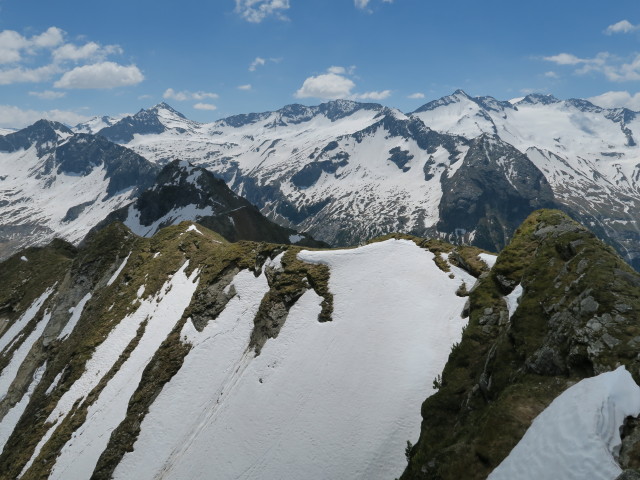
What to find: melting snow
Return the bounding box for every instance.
[0,288,53,354]
[479,252,497,269]
[57,293,92,341]
[489,367,640,480]
[505,284,523,319]
[0,363,46,454]
[107,253,130,287]
[114,239,472,480]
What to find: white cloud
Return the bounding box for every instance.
[354,0,370,8]
[0,104,88,129]
[327,65,346,74]
[163,88,218,101]
[605,20,640,35]
[408,92,425,99]
[356,90,391,100]
[544,71,559,78]
[28,90,66,99]
[249,57,266,71]
[0,64,61,85]
[238,84,252,90]
[54,62,144,89]
[138,94,152,100]
[543,51,640,82]
[0,26,64,64]
[235,0,290,23]
[30,27,65,49]
[52,42,122,63]
[588,91,640,110]
[193,102,217,111]
[543,53,586,65]
[295,73,355,99]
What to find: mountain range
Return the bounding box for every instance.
[87,92,640,269]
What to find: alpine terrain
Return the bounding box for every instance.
[0,219,488,479]
[91,94,640,269]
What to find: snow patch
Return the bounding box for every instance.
[505,284,523,319]
[57,293,92,340]
[489,367,640,480]
[288,234,304,243]
[107,253,130,287]
[479,252,497,269]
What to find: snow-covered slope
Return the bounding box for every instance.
[97,95,640,268]
[0,120,158,259]
[489,367,640,480]
[0,222,490,479]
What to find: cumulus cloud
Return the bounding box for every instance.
[0,64,61,85]
[163,88,218,101]
[0,104,88,129]
[407,92,425,99]
[295,66,390,101]
[28,90,66,99]
[235,0,290,23]
[52,42,122,63]
[605,20,640,35]
[543,51,640,82]
[238,84,252,90]
[54,62,144,89]
[295,73,356,99]
[193,102,217,111]
[0,26,141,91]
[587,91,640,110]
[0,27,64,64]
[355,90,391,100]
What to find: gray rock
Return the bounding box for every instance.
[615,470,640,480]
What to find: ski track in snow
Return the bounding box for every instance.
[113,239,472,480]
[489,367,640,480]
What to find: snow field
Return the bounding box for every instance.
[489,366,640,480]
[114,239,472,480]
[20,262,199,478]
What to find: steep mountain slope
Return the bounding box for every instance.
[0,120,158,260]
[0,221,490,479]
[96,96,640,268]
[95,159,326,246]
[413,91,640,268]
[402,210,640,479]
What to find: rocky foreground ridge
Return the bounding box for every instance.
[402,209,640,479]
[0,210,639,479]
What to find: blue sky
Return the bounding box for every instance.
[0,0,639,127]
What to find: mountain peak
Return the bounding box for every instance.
[518,93,561,105]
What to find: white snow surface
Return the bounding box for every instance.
[488,366,640,480]
[106,253,130,286]
[56,293,92,340]
[21,262,199,478]
[0,287,53,354]
[0,363,46,454]
[0,311,50,402]
[505,284,523,319]
[48,262,200,480]
[479,252,497,269]
[114,239,471,480]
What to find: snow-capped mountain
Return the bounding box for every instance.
[73,115,124,135]
[0,120,158,260]
[96,94,640,268]
[95,159,325,246]
[0,221,487,479]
